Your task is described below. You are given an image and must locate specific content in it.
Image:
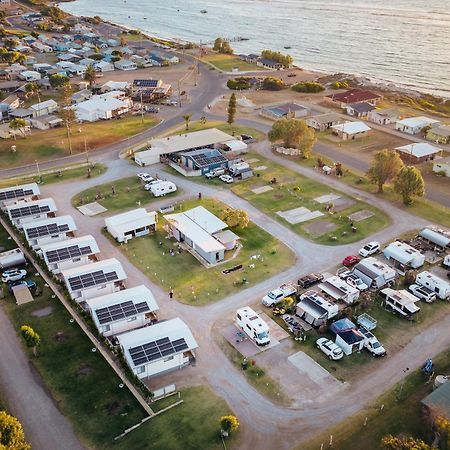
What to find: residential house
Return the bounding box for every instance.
[117,318,198,379]
[256,58,283,70]
[30,114,63,130]
[9,108,33,120]
[32,63,54,74]
[6,64,27,77]
[427,124,450,145]
[23,215,77,250]
[6,197,57,228]
[395,142,442,164]
[114,60,137,71]
[326,89,382,108]
[433,156,450,178]
[19,71,41,82]
[40,234,100,274]
[53,42,70,52]
[57,53,81,62]
[31,42,53,53]
[0,94,20,116]
[422,380,450,418]
[345,102,375,119]
[62,258,127,303]
[29,99,58,117]
[78,58,96,67]
[0,183,40,210]
[0,122,31,139]
[306,112,343,131]
[85,285,159,337]
[395,116,440,135]
[173,148,230,176]
[368,108,399,125]
[74,95,129,122]
[105,208,157,243]
[71,89,92,104]
[101,80,130,92]
[164,205,239,264]
[331,121,371,140]
[94,60,115,72]
[260,103,309,120]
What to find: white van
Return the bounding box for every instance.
[236,306,270,346]
[149,181,177,197]
[415,271,450,300]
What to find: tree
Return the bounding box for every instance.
[84,64,96,87]
[367,149,404,193]
[182,113,192,131]
[261,50,293,67]
[220,207,249,228]
[435,416,450,449]
[227,77,251,90]
[9,118,27,139]
[25,81,41,103]
[227,93,236,126]
[268,118,316,158]
[49,73,69,89]
[381,435,431,450]
[20,325,40,356]
[262,77,284,91]
[213,37,223,52]
[394,166,425,205]
[0,410,30,450]
[220,415,240,434]
[212,37,233,54]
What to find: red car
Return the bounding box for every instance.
[342,255,360,267]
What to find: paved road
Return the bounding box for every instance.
[0,306,85,450]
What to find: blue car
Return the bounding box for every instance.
[8,279,37,293]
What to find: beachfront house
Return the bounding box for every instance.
[105,208,157,243]
[345,102,375,119]
[62,258,127,303]
[395,116,440,135]
[117,318,198,379]
[395,142,442,164]
[330,121,371,140]
[260,103,309,120]
[368,108,399,125]
[427,124,450,144]
[326,89,382,108]
[433,157,450,178]
[306,112,343,131]
[256,58,284,70]
[6,198,57,229]
[0,183,40,210]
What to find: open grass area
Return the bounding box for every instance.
[112,198,294,305]
[0,116,159,167]
[0,163,107,189]
[72,175,180,212]
[302,346,450,450]
[219,338,291,406]
[295,151,450,229]
[201,53,264,72]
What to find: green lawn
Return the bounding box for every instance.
[0,163,107,189]
[295,151,450,229]
[72,175,180,212]
[0,116,159,167]
[201,53,264,72]
[112,198,294,305]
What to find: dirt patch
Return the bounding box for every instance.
[75,364,93,378]
[333,197,357,212]
[304,220,338,236]
[105,401,121,416]
[53,331,69,343]
[348,209,375,222]
[31,306,53,317]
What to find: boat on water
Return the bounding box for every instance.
[284,46,292,49]
[200,10,207,14]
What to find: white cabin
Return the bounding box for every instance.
[0,183,40,210]
[105,208,157,243]
[6,198,57,228]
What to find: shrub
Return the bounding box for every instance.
[331,80,349,89]
[292,82,325,93]
[262,77,284,91]
[227,77,251,90]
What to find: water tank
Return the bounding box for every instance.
[434,375,449,389]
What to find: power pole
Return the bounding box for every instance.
[84,136,89,164]
[140,90,145,124]
[178,80,181,108]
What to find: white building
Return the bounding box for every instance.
[395,143,442,164]
[433,156,450,178]
[306,113,344,131]
[40,235,100,274]
[94,60,115,72]
[330,121,371,140]
[368,108,399,125]
[19,70,41,82]
[85,285,159,337]
[29,99,59,117]
[117,318,198,379]
[105,208,157,243]
[101,80,130,92]
[395,116,440,135]
[164,206,239,265]
[318,275,360,304]
[23,215,77,250]
[0,183,40,210]
[62,258,127,302]
[353,257,397,289]
[383,241,425,271]
[114,59,137,71]
[6,198,57,228]
[74,96,129,122]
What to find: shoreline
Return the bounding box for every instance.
[58,3,450,101]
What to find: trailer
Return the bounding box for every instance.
[235,306,270,346]
[419,228,450,249]
[353,257,397,289]
[380,288,420,317]
[229,162,250,176]
[149,181,177,197]
[0,248,26,269]
[416,271,450,300]
[383,241,425,271]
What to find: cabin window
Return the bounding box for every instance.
[102,325,111,332]
[127,316,137,322]
[164,356,174,362]
[136,366,145,374]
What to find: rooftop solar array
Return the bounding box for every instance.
[133,79,159,87]
[95,300,150,325]
[68,270,118,291]
[46,245,92,263]
[128,336,188,366]
[0,187,34,201]
[189,151,227,168]
[10,204,50,219]
[26,223,70,239]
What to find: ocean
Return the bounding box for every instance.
[60,0,450,97]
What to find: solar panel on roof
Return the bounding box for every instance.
[133,79,158,87]
[128,337,188,367]
[188,151,227,169]
[26,223,70,239]
[10,204,50,219]
[46,245,92,263]
[68,270,119,291]
[0,188,34,201]
[95,299,151,325]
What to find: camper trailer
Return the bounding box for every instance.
[383,241,425,271]
[229,162,250,176]
[0,248,26,269]
[235,306,270,346]
[296,291,339,327]
[149,181,177,197]
[415,271,450,300]
[353,257,397,289]
[380,288,420,317]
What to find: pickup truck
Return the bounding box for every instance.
[262,284,297,307]
[359,328,386,356]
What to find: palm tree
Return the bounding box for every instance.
[25,81,41,104]
[9,118,27,139]
[84,64,96,88]
[182,113,192,131]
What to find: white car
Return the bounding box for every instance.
[316,337,344,360]
[346,274,369,291]
[144,180,161,190]
[2,268,27,283]
[141,175,155,183]
[219,174,234,184]
[137,172,151,180]
[409,284,436,303]
[358,241,380,257]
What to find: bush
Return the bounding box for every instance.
[292,82,325,93]
[262,77,284,91]
[331,80,349,89]
[227,77,251,90]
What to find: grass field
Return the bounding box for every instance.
[0,116,158,167]
[201,53,264,72]
[112,198,294,305]
[0,163,107,189]
[72,175,180,212]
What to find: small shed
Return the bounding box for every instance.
[335,329,365,355]
[12,284,33,305]
[395,143,442,164]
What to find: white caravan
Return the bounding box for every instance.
[150,181,177,197]
[235,306,270,346]
[415,271,450,300]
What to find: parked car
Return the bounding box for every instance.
[137,172,150,181]
[298,273,324,289]
[359,241,381,257]
[316,337,344,360]
[408,284,436,303]
[205,168,226,179]
[146,106,159,113]
[346,274,369,291]
[8,279,36,293]
[287,73,297,77]
[144,180,160,190]
[342,255,360,267]
[2,268,27,283]
[262,284,297,307]
[336,268,352,279]
[141,175,155,184]
[219,174,234,184]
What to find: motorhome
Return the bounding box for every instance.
[380,288,420,317]
[415,271,450,300]
[235,306,270,346]
[383,241,425,271]
[150,181,177,197]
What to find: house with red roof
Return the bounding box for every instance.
[325,89,382,108]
